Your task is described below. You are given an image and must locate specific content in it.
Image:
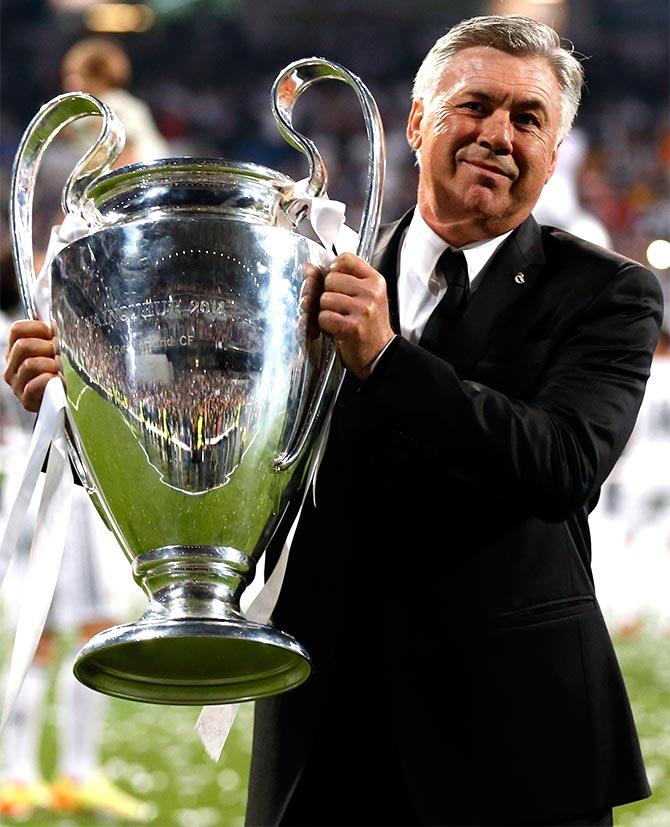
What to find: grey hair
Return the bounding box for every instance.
[412,15,585,142]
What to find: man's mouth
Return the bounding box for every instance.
[463,159,515,179]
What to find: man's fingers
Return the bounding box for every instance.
[9,336,56,362]
[7,319,54,354]
[319,291,358,316]
[4,338,57,382]
[328,252,373,278]
[300,265,323,298]
[13,355,60,392]
[323,272,388,311]
[298,265,326,344]
[318,309,354,340]
[323,270,366,297]
[22,372,59,413]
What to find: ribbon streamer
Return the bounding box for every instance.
[0,378,74,729]
[0,215,88,730]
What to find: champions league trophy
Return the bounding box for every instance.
[10,59,384,705]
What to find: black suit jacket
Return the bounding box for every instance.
[246,213,663,826]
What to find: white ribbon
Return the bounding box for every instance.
[194,188,358,761]
[0,215,89,731]
[0,379,74,730]
[291,178,359,256]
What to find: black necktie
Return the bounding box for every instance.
[418,248,469,351]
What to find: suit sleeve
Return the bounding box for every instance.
[361,261,664,522]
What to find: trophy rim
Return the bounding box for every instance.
[87,156,296,198]
[73,618,312,705]
[78,156,299,227]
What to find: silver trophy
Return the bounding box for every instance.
[10,59,384,704]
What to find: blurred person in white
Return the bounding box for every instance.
[0,40,166,823]
[20,38,170,259]
[60,36,170,166]
[618,318,670,546]
[598,317,670,636]
[533,127,612,249]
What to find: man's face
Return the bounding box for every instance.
[407,46,563,243]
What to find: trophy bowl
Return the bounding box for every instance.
[10,59,384,704]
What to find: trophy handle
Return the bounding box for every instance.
[271,58,386,471]
[10,92,125,319]
[10,93,125,526]
[271,57,385,262]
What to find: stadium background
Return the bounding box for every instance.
[0,0,669,825]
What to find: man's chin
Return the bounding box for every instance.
[463,188,511,219]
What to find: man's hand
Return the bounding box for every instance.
[318,252,395,380]
[4,320,61,413]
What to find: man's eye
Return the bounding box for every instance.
[460,101,485,112]
[516,113,541,127]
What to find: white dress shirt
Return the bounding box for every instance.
[397,209,512,344]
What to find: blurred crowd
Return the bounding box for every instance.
[1,7,669,268]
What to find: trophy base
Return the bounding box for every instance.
[73,618,311,705]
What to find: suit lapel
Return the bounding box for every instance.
[370,207,414,335]
[432,215,547,377]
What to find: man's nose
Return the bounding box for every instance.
[476,111,513,154]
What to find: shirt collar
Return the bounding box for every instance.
[403,208,513,284]
[402,208,448,289]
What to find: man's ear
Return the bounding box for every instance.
[545,140,561,184]
[407,99,424,151]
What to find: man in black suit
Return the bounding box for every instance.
[4,14,663,827]
[243,14,663,827]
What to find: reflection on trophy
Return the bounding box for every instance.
[10,59,385,705]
